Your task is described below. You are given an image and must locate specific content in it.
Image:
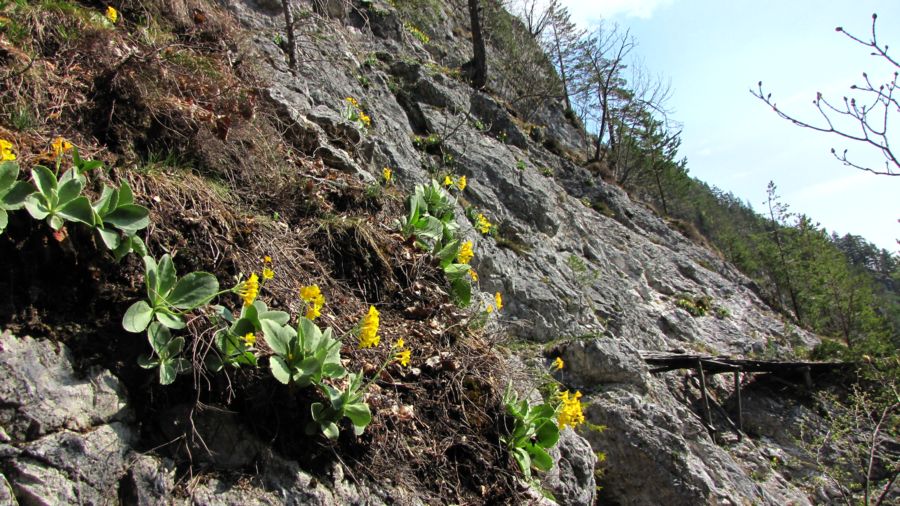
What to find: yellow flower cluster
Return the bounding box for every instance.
[382,167,392,183]
[242,332,257,347]
[468,269,478,282]
[557,390,585,429]
[238,273,259,307]
[262,255,274,280]
[359,305,380,348]
[442,174,467,191]
[393,337,411,367]
[457,241,474,264]
[485,291,503,314]
[105,6,118,23]
[300,284,325,320]
[475,213,493,235]
[51,137,73,158]
[0,139,15,161]
[344,97,371,128]
[552,357,564,371]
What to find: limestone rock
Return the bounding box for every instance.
[0,332,130,441]
[550,338,650,393]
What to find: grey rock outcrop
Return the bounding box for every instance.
[0,332,394,505]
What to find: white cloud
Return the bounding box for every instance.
[560,0,675,24]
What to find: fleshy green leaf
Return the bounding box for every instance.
[344,402,372,429]
[527,445,554,472]
[147,323,172,355]
[0,209,6,234]
[137,354,158,369]
[230,318,256,339]
[159,361,176,385]
[168,272,219,309]
[123,300,154,333]
[449,278,471,307]
[118,180,134,205]
[165,336,185,357]
[97,227,121,250]
[261,320,290,356]
[322,362,346,379]
[297,317,322,350]
[92,185,117,216]
[1,181,33,210]
[31,166,57,198]
[112,236,133,260]
[535,419,560,448]
[58,196,95,226]
[24,195,50,220]
[443,263,471,278]
[435,239,460,267]
[132,236,148,257]
[258,310,290,326]
[155,311,186,330]
[104,204,149,232]
[322,421,340,440]
[49,215,64,231]
[56,178,84,206]
[143,255,160,302]
[513,447,532,478]
[270,356,292,384]
[156,255,177,296]
[0,161,18,190]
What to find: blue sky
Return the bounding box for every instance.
[556,0,900,251]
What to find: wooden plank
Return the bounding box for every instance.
[697,359,713,428]
[734,371,743,438]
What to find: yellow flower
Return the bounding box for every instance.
[395,349,411,367]
[51,137,73,158]
[457,241,474,264]
[359,112,371,127]
[557,390,585,429]
[494,292,503,310]
[552,357,564,371]
[456,175,467,191]
[0,139,15,161]
[359,305,380,348]
[443,175,453,187]
[262,267,275,280]
[105,5,118,23]
[475,213,492,235]
[345,96,359,107]
[300,285,325,320]
[263,255,272,264]
[242,332,257,346]
[393,337,410,366]
[382,167,392,183]
[237,273,259,307]
[485,304,494,314]
[468,268,478,282]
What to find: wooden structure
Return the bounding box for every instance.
[639,351,855,440]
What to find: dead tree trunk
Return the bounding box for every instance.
[468,0,487,89]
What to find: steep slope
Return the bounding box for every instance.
[0,0,855,504]
[219,1,829,503]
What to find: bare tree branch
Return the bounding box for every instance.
[752,13,900,176]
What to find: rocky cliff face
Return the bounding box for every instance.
[0,0,839,504]
[223,1,829,503]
